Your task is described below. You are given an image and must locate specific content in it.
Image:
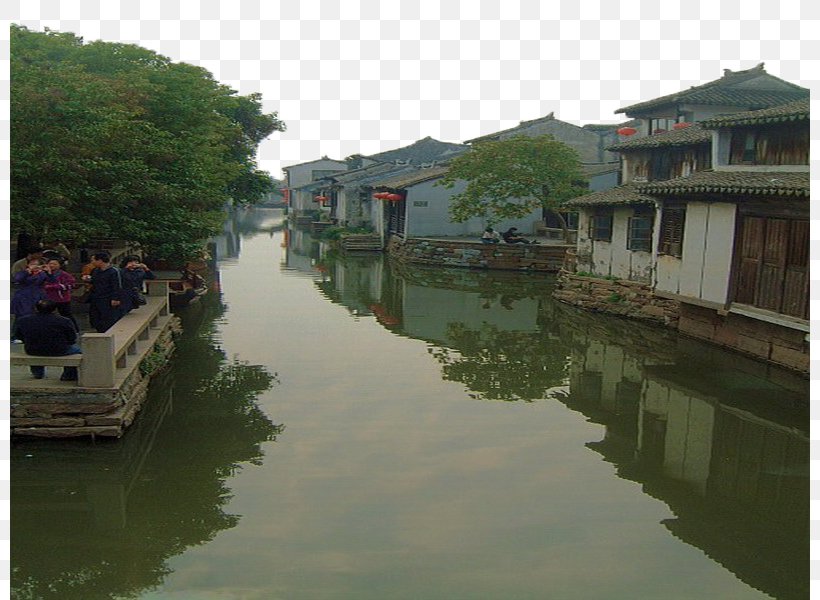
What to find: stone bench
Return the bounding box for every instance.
[11,281,171,388]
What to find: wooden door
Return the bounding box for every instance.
[734,216,808,319]
[734,217,764,305]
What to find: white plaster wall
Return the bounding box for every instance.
[655,255,682,294]
[700,203,736,304]
[678,203,709,298]
[675,202,736,303]
[404,179,542,238]
[285,159,346,188]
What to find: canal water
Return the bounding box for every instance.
[12,208,809,599]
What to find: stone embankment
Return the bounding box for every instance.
[553,271,680,327]
[387,236,570,272]
[11,318,180,438]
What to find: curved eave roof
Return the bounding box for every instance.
[565,183,656,207]
[699,99,810,128]
[607,124,712,151]
[637,170,809,197]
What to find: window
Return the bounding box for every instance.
[729,130,758,164]
[627,209,654,252]
[649,117,681,134]
[658,207,685,257]
[589,209,613,241]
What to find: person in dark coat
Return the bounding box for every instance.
[12,299,81,380]
[84,252,127,333]
[502,227,537,244]
[120,255,156,312]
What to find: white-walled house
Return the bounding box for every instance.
[562,97,809,373]
[370,166,542,241]
[282,156,347,215]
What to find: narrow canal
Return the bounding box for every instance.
[12,208,809,600]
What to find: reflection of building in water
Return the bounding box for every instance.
[315,253,386,318]
[282,226,321,274]
[11,294,283,600]
[559,308,808,600]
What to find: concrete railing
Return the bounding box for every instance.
[11,280,172,389]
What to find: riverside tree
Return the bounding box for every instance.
[437,134,586,240]
[11,25,285,259]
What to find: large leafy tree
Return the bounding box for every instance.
[11,25,285,259]
[438,134,586,240]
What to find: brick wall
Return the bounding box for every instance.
[678,303,809,373]
[387,236,570,272]
[553,272,680,327]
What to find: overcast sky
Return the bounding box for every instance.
[7,1,814,180]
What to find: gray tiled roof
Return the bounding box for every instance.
[465,112,560,143]
[371,166,451,189]
[606,123,712,151]
[366,136,468,164]
[565,183,656,207]
[699,98,809,128]
[615,64,808,115]
[637,170,809,197]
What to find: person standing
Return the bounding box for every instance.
[84,252,127,333]
[11,259,47,323]
[11,246,44,275]
[12,299,81,380]
[43,257,79,331]
[120,255,156,312]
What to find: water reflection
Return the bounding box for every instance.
[316,249,809,599]
[11,293,283,600]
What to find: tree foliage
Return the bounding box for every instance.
[437,134,586,230]
[11,25,285,259]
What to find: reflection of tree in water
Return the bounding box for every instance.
[429,322,568,402]
[11,292,283,600]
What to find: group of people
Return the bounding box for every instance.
[481,227,539,245]
[11,246,156,381]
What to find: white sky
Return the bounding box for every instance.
[6,1,816,180]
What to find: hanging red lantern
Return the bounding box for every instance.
[616,127,637,136]
[386,193,403,202]
[374,192,389,200]
[672,122,692,130]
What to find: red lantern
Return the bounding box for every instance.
[374,192,389,200]
[672,122,692,130]
[386,193,403,202]
[616,127,637,136]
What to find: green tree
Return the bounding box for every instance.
[11,25,285,259]
[437,134,586,240]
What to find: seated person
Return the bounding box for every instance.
[481,227,501,244]
[12,299,81,381]
[502,227,538,244]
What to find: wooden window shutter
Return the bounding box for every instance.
[659,208,685,257]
